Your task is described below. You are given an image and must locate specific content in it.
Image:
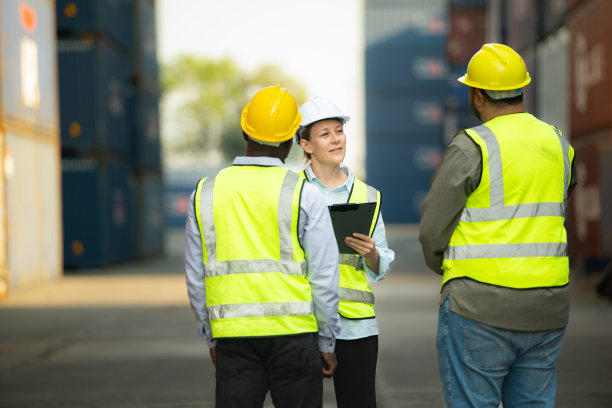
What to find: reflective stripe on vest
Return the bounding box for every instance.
[442,118,573,289]
[298,171,381,319]
[195,166,318,338]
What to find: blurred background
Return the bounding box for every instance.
[0,0,610,299]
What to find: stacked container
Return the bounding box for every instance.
[57,0,140,268]
[129,0,164,258]
[566,0,612,263]
[445,0,486,145]
[0,0,62,297]
[365,0,448,222]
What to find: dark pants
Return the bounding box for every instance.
[333,335,379,408]
[215,333,322,408]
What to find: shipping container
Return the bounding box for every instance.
[443,109,481,145]
[543,0,567,37]
[134,171,164,257]
[55,0,131,51]
[536,28,570,135]
[58,39,130,156]
[1,0,59,133]
[447,65,470,110]
[365,0,447,49]
[449,0,486,7]
[485,0,505,43]
[366,49,447,92]
[1,0,62,298]
[62,157,137,268]
[567,0,590,12]
[505,0,541,52]
[447,7,486,66]
[566,130,612,258]
[5,131,62,291]
[129,85,161,170]
[521,47,538,116]
[164,171,207,228]
[600,143,612,254]
[568,0,612,138]
[130,0,159,88]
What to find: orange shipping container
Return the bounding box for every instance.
[568,0,612,137]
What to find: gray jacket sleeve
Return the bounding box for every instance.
[418,133,482,274]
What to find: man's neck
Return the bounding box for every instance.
[481,103,525,123]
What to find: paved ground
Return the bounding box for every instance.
[1,225,611,407]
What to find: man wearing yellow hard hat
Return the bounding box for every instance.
[419,44,577,407]
[185,85,341,407]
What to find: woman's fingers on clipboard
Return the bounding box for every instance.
[345,233,376,256]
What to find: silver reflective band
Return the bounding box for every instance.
[445,242,568,260]
[339,287,375,305]
[278,171,300,262]
[208,301,314,320]
[200,175,218,262]
[339,254,363,270]
[205,259,307,278]
[366,185,378,203]
[552,127,571,204]
[472,125,505,207]
[460,202,566,222]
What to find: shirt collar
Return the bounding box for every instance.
[305,163,354,192]
[232,156,286,167]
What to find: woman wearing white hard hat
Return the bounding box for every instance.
[296,96,395,408]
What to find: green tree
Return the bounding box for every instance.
[162,56,308,164]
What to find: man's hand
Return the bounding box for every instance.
[320,352,337,378]
[209,347,217,368]
[345,233,379,274]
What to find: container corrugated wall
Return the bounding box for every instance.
[365,0,447,222]
[58,39,130,156]
[1,0,62,297]
[62,158,137,268]
[55,0,131,52]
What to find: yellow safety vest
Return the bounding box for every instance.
[299,171,381,319]
[442,113,574,289]
[194,165,318,338]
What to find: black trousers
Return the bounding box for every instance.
[333,335,379,408]
[215,333,322,408]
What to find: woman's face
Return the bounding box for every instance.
[300,119,346,166]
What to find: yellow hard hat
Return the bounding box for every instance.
[458,43,531,91]
[240,85,302,144]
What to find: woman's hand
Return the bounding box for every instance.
[345,233,379,274]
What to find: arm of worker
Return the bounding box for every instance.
[184,190,216,349]
[419,133,481,274]
[299,182,341,354]
[345,213,394,280]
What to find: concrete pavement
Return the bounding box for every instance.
[1,225,611,407]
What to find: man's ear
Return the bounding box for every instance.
[473,88,485,108]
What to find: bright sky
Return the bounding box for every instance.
[157,0,365,175]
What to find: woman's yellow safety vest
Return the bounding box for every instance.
[194,165,318,339]
[442,113,574,290]
[300,171,381,319]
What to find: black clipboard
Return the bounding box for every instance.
[328,202,377,255]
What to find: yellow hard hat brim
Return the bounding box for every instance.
[457,72,532,90]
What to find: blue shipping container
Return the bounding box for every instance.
[129,86,161,170]
[130,0,159,87]
[366,94,446,141]
[164,171,207,228]
[58,39,130,156]
[62,157,137,268]
[366,49,447,92]
[56,0,131,51]
[134,171,164,256]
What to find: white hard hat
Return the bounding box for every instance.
[299,96,350,128]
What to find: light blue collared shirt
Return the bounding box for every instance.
[185,157,341,353]
[303,164,395,340]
